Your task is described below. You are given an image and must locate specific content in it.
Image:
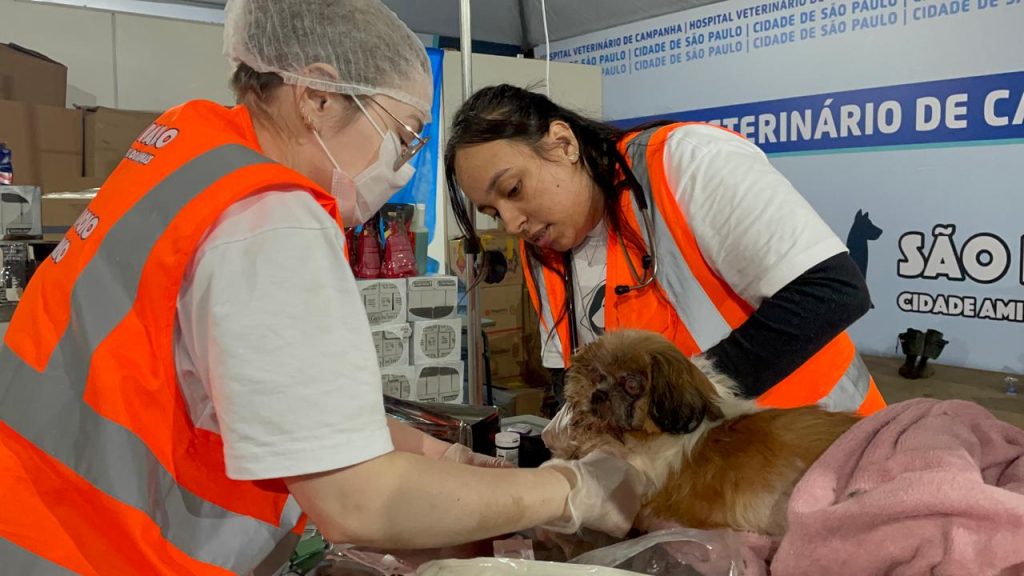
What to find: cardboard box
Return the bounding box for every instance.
[491,386,545,418]
[447,229,524,287]
[412,362,464,404]
[82,106,161,178]
[0,186,41,238]
[41,176,104,197]
[406,275,458,321]
[485,329,525,380]
[481,284,524,333]
[41,191,96,239]
[412,319,461,364]
[371,323,412,369]
[357,278,408,326]
[381,365,416,400]
[0,100,83,193]
[0,43,67,107]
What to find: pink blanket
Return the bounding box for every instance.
[772,398,1024,576]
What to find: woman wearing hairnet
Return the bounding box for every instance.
[0,1,646,574]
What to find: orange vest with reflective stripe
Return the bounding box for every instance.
[0,101,342,575]
[523,123,886,417]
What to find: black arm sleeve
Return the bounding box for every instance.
[701,252,872,398]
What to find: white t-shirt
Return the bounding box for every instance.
[541,124,847,369]
[174,190,393,481]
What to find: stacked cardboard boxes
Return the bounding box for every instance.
[0,43,66,107]
[449,230,526,384]
[0,100,92,198]
[449,230,551,416]
[359,275,464,405]
[82,106,162,179]
[0,44,160,240]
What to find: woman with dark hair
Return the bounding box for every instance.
[446,84,886,417]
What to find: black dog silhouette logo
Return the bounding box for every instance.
[847,209,883,278]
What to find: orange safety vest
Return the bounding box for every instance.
[0,101,343,574]
[523,124,886,417]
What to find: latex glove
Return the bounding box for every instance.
[441,442,513,468]
[541,404,577,457]
[539,450,649,538]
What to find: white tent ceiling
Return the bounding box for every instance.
[380,0,724,48]
[153,0,723,48]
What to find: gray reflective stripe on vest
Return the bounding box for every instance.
[528,256,566,362]
[0,537,77,576]
[817,352,871,412]
[0,144,302,574]
[623,130,733,352]
[529,258,559,334]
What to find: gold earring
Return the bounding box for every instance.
[568,152,579,163]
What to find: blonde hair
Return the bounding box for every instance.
[231,63,285,120]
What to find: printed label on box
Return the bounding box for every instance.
[481,284,524,332]
[1,186,42,238]
[371,323,412,368]
[413,319,461,364]
[358,279,407,326]
[407,275,458,321]
[413,363,464,404]
[381,366,416,400]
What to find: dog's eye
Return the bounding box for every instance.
[590,389,609,406]
[619,374,643,397]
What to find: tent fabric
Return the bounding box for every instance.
[170,0,721,49]
[389,47,444,272]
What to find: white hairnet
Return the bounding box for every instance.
[224,0,433,120]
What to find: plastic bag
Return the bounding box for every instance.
[310,539,496,575]
[418,558,639,575]
[313,546,416,576]
[570,528,752,576]
[354,215,382,279]
[310,528,756,576]
[345,227,359,268]
[381,219,417,278]
[492,536,536,561]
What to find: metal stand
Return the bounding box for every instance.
[460,0,485,406]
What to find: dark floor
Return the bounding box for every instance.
[866,355,1024,429]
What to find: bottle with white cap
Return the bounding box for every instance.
[412,203,429,275]
[495,431,520,467]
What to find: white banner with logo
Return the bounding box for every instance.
[542,0,1024,373]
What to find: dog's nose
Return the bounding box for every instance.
[590,389,609,406]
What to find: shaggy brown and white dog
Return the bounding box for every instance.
[551,329,860,537]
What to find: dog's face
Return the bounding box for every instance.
[555,330,725,458]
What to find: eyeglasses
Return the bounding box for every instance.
[366,97,430,171]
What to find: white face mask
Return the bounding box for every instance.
[312,98,416,226]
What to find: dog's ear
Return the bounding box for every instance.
[647,346,724,434]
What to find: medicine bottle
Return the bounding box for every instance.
[495,431,520,467]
